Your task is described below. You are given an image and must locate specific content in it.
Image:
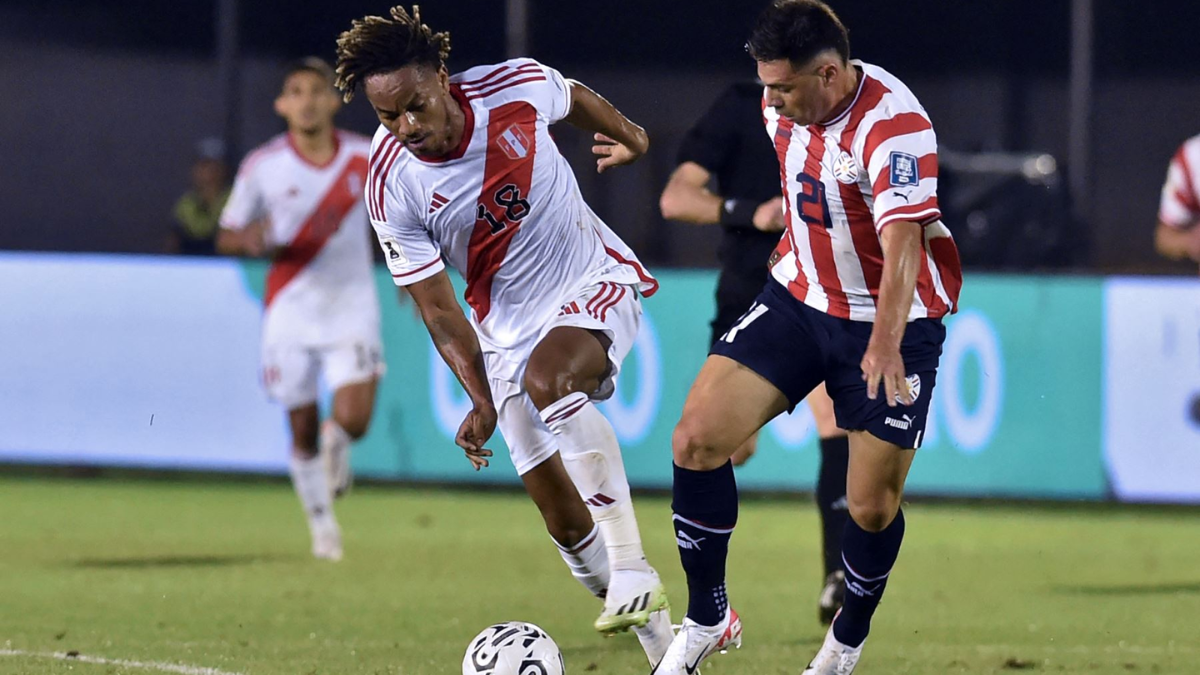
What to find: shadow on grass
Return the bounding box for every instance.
[1053,581,1200,596]
[68,553,291,569]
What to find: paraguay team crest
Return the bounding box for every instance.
[497,124,532,160]
[833,151,859,184]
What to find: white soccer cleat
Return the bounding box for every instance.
[321,420,353,499]
[311,523,343,562]
[819,570,846,625]
[802,619,863,675]
[650,608,741,675]
[595,568,670,635]
[632,607,675,668]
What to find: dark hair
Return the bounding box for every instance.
[746,0,850,65]
[282,57,336,90]
[335,5,451,102]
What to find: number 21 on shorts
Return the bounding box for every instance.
[721,303,769,343]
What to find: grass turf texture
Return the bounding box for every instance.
[1,475,1196,674]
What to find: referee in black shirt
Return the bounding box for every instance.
[660,82,850,625]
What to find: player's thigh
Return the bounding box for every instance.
[807,383,844,438]
[524,326,609,409]
[525,281,639,408]
[519,452,594,546]
[493,382,561,479]
[263,342,320,414]
[846,430,916,532]
[322,338,384,431]
[673,355,791,469]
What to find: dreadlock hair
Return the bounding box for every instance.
[335,5,452,103]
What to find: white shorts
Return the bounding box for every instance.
[262,337,385,410]
[489,281,641,475]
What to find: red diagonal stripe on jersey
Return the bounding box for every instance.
[838,75,889,307]
[265,155,369,308]
[458,63,539,88]
[465,101,538,322]
[464,76,548,101]
[773,118,810,303]
[863,113,933,171]
[459,64,541,92]
[368,135,400,219]
[801,129,851,318]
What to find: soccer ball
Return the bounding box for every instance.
[461,622,564,675]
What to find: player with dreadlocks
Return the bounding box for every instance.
[336,6,674,665]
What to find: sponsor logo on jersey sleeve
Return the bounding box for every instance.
[379,236,407,264]
[889,151,920,187]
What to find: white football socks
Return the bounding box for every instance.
[553,524,610,599]
[289,452,337,532]
[540,392,652,573]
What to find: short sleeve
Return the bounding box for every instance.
[861,112,941,232]
[1159,143,1200,229]
[371,182,444,286]
[219,159,265,231]
[676,85,742,173]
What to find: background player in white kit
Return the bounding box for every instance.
[335,6,674,666]
[218,58,384,562]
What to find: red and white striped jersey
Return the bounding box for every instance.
[1159,134,1200,230]
[368,58,657,364]
[765,61,962,322]
[221,131,381,347]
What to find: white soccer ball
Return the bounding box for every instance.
[461,622,565,675]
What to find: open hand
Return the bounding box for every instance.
[592,133,644,174]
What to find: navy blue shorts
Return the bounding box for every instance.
[709,282,945,449]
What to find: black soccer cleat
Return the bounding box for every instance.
[818,570,845,626]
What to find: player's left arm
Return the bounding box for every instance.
[862,220,923,407]
[562,80,650,173]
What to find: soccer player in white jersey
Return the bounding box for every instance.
[218,58,384,562]
[655,2,963,674]
[333,6,673,666]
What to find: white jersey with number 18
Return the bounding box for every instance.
[367,58,657,380]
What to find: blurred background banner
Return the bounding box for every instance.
[1103,279,1200,503]
[4,253,1188,502]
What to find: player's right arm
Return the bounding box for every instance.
[404,271,497,470]
[370,154,495,468]
[216,155,269,257]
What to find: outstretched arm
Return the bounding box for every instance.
[404,269,496,470]
[563,80,649,173]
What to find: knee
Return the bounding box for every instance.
[524,366,596,411]
[847,493,901,533]
[334,412,371,441]
[671,417,731,470]
[291,418,319,456]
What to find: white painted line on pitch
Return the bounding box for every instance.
[0,649,245,675]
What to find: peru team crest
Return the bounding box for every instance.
[497,124,532,160]
[833,151,859,184]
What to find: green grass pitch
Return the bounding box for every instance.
[1,475,1196,674]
